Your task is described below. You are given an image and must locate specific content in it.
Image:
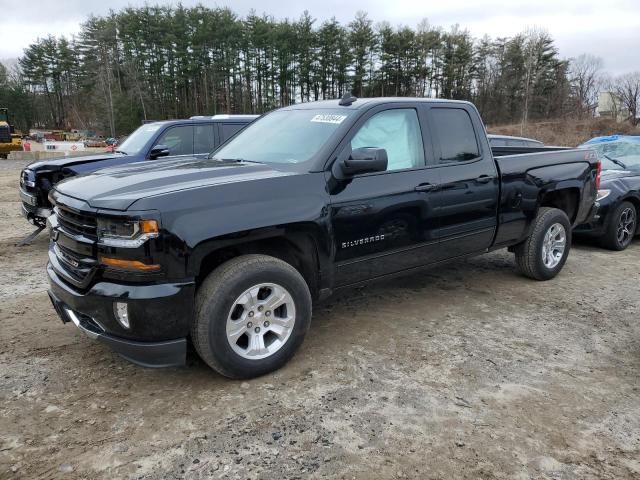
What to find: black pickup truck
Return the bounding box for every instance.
[19,115,256,228]
[46,97,599,378]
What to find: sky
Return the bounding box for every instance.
[2,0,639,75]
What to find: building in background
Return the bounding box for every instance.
[597,92,629,122]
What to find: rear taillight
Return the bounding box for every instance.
[595,160,601,190]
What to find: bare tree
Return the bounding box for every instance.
[610,72,640,125]
[520,28,555,132]
[569,54,603,116]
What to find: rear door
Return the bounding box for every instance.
[194,123,216,157]
[328,104,441,286]
[217,122,248,146]
[426,105,499,259]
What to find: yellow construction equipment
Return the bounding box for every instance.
[0,108,22,158]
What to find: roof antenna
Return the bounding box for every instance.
[339,92,357,106]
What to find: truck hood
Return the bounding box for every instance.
[54,156,296,210]
[26,152,124,173]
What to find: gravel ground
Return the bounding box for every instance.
[0,164,639,479]
[0,159,31,171]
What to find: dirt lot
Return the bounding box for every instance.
[0,161,639,479]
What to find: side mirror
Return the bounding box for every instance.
[149,144,170,159]
[337,147,388,178]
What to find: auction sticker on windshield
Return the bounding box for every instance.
[310,114,347,124]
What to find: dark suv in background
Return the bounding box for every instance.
[19,115,257,228]
[487,134,544,148]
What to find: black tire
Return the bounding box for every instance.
[514,207,571,281]
[598,201,636,251]
[191,254,312,379]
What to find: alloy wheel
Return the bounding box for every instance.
[225,283,296,360]
[616,207,636,247]
[541,222,566,269]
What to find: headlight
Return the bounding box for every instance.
[596,189,611,202]
[97,218,159,247]
[20,169,35,188]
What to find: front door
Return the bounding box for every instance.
[150,125,194,158]
[328,106,441,287]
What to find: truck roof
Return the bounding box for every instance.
[189,114,260,121]
[280,97,473,111]
[146,115,258,127]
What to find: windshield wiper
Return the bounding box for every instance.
[114,150,128,155]
[603,154,626,169]
[209,157,261,164]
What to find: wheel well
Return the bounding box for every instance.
[196,234,320,298]
[540,188,580,223]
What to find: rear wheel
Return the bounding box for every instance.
[598,201,636,251]
[191,254,312,379]
[514,207,571,280]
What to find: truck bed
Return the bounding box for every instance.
[492,147,598,248]
[494,147,594,176]
[491,145,571,157]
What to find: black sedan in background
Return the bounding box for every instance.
[575,136,640,250]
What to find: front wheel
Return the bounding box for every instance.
[598,201,636,251]
[514,207,571,280]
[192,254,312,379]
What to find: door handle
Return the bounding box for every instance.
[415,183,438,192]
[475,175,494,184]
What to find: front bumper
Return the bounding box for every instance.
[20,188,51,226]
[47,262,195,368]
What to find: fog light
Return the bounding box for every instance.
[113,302,130,329]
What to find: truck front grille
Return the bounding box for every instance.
[55,205,98,239]
[54,243,94,283]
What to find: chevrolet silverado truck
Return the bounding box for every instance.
[19,115,257,228]
[46,96,599,379]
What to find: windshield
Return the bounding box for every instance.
[116,123,163,155]
[211,109,352,165]
[579,139,640,171]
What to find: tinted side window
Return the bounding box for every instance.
[154,126,193,156]
[350,109,425,171]
[219,123,246,143]
[431,108,480,163]
[194,124,215,154]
